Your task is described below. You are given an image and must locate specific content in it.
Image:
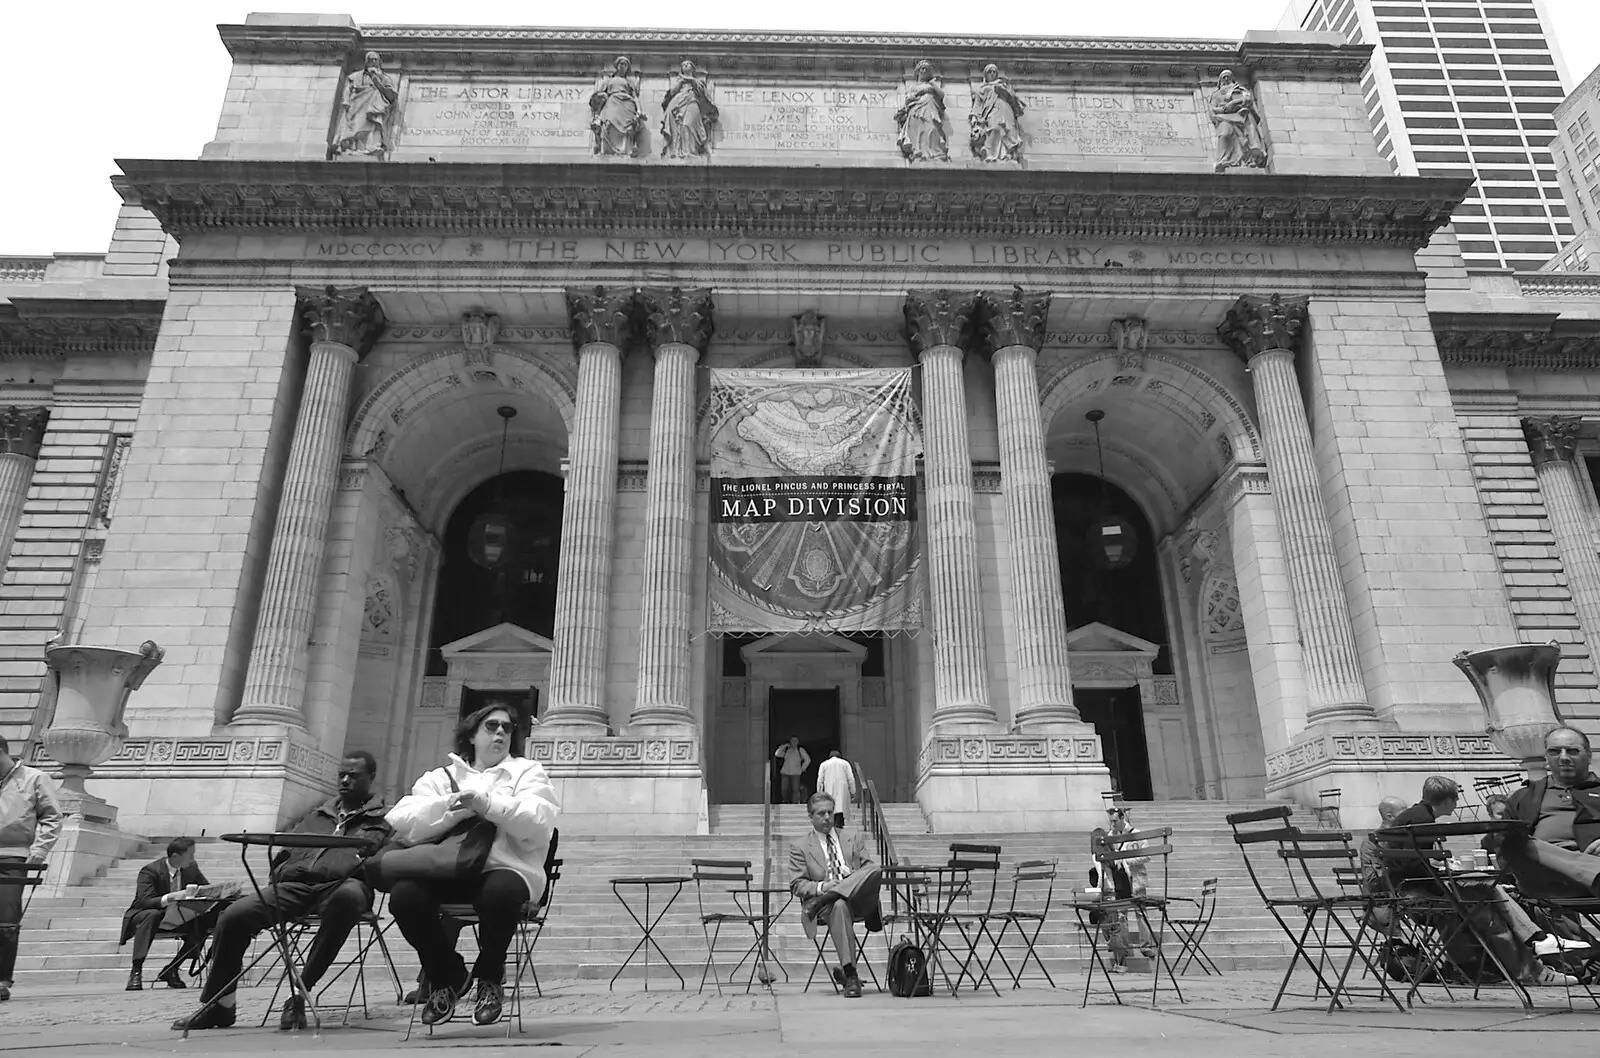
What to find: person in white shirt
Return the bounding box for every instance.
[386,705,560,1028]
[816,750,857,829]
[774,736,811,804]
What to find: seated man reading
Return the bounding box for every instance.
[788,792,882,998]
[170,752,393,1032]
[120,836,215,991]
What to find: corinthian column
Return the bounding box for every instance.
[1219,294,1372,724]
[906,290,995,727]
[630,287,712,729]
[544,287,634,733]
[236,287,384,728]
[979,288,1080,729]
[1524,415,1600,662]
[0,407,49,571]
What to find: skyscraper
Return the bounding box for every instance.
[1283,0,1574,271]
[1548,64,1600,271]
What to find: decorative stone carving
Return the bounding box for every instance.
[792,310,826,367]
[660,60,719,158]
[93,434,131,525]
[0,407,49,459]
[42,638,165,816]
[385,524,421,581]
[1454,643,1563,776]
[1110,317,1149,371]
[1202,572,1244,639]
[969,64,1024,163]
[1217,293,1308,362]
[461,310,500,356]
[363,575,394,639]
[1523,415,1581,465]
[904,290,979,355]
[590,55,644,157]
[332,51,399,159]
[297,286,386,356]
[566,285,636,349]
[639,287,714,352]
[980,286,1050,353]
[1208,69,1268,173]
[895,60,949,162]
[1177,526,1220,582]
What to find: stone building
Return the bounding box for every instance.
[5,15,1599,843]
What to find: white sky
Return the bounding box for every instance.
[3,0,1598,256]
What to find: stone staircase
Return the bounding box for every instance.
[16,799,1310,991]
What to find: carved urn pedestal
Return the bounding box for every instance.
[1454,642,1563,779]
[36,639,164,892]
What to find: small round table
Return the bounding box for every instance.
[174,832,376,1038]
[609,876,691,991]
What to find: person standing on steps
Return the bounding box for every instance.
[817,750,857,830]
[774,736,811,805]
[0,735,62,1002]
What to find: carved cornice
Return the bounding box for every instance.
[979,287,1050,355]
[1432,312,1600,372]
[296,285,386,356]
[639,287,713,353]
[0,299,165,358]
[1217,293,1309,363]
[218,22,362,64]
[0,407,49,458]
[1523,415,1582,466]
[566,285,637,351]
[905,290,979,357]
[115,161,1467,247]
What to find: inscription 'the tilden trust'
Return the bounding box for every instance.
[300,236,1353,270]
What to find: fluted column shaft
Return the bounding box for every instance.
[0,407,48,572]
[1525,416,1600,663]
[632,287,712,728]
[992,345,1079,726]
[237,288,383,727]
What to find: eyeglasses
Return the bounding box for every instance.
[481,719,515,735]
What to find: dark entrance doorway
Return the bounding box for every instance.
[1075,688,1154,801]
[768,688,840,805]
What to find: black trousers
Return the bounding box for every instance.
[388,869,531,987]
[127,905,217,968]
[199,878,370,1002]
[0,856,24,984]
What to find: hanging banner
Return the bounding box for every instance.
[705,368,923,633]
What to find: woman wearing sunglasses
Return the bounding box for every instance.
[385,704,560,1027]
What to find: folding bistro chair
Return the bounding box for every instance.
[1103,826,1181,1004]
[944,843,1004,995]
[260,892,407,1026]
[1310,789,1343,830]
[1167,877,1221,977]
[977,858,1059,989]
[0,861,44,984]
[802,905,883,994]
[1225,806,1402,1012]
[689,859,780,996]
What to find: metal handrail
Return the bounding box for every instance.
[862,777,899,868]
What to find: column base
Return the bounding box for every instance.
[915,729,1110,832]
[1011,714,1096,735]
[536,707,612,737]
[229,703,308,729]
[527,731,703,834]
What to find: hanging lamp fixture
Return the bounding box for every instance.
[1085,409,1137,571]
[467,405,519,570]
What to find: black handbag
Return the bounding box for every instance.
[367,770,496,892]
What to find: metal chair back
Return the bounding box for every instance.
[947,842,1003,917]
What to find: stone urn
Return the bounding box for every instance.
[41,639,165,799]
[1453,642,1562,777]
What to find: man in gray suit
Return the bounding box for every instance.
[788,792,882,997]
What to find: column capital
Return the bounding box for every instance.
[1217,293,1309,364]
[904,290,979,358]
[295,285,385,356]
[978,287,1051,355]
[0,407,49,459]
[639,286,713,354]
[1523,415,1582,466]
[566,285,637,350]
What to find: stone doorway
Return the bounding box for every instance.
[767,688,840,805]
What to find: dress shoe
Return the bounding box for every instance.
[0,984,10,1001]
[472,980,503,1026]
[278,995,306,1031]
[831,966,847,990]
[171,1003,237,1031]
[126,969,143,992]
[842,964,863,998]
[158,966,187,989]
[403,986,423,1005]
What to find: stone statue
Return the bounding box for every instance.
[661,60,719,158]
[590,55,645,157]
[792,310,825,367]
[895,61,949,163]
[969,64,1024,163]
[333,51,400,158]
[1208,70,1268,173]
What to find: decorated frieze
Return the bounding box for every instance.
[1264,730,1516,790]
[28,736,341,785]
[918,733,1106,781]
[526,736,701,776]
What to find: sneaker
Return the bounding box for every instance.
[472,980,503,1026]
[422,981,463,1026]
[278,995,306,1031]
[1531,965,1581,988]
[171,1003,237,1030]
[1532,935,1592,957]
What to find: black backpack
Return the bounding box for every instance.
[886,937,931,997]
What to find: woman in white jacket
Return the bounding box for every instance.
[385,704,560,1026]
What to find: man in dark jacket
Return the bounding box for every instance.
[171,751,392,1032]
[121,836,212,991]
[1496,726,1600,899]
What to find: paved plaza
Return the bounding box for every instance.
[4,972,1599,1057]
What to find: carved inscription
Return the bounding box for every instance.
[403,83,590,149]
[1024,91,1206,158]
[716,87,898,152]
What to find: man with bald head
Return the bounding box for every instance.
[1359,796,1409,896]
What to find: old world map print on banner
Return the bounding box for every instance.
[705,368,923,633]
